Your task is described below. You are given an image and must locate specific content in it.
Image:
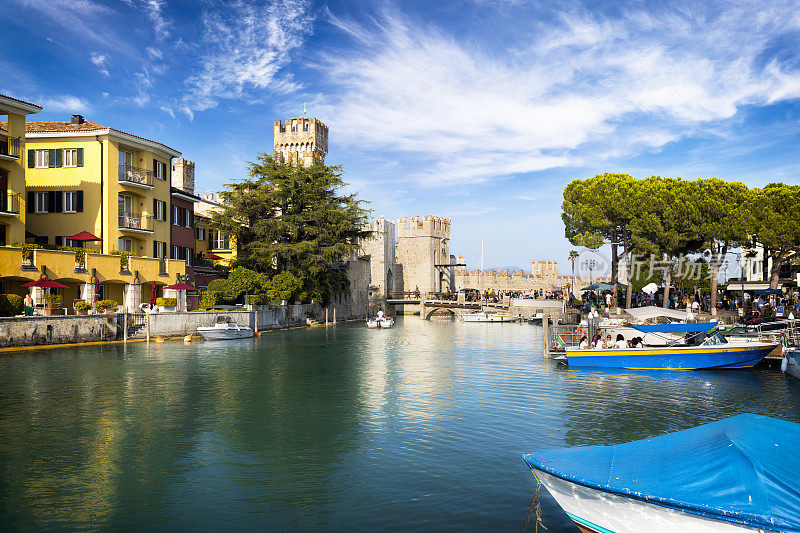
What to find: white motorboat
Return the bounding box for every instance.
[367,310,394,329]
[462,311,519,323]
[784,347,800,380]
[197,317,254,340]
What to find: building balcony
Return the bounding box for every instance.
[0,135,21,160]
[0,191,20,217]
[118,164,154,188]
[119,212,154,233]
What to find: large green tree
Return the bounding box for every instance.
[629,177,703,308]
[212,154,372,304]
[562,173,639,308]
[747,183,800,289]
[692,179,750,311]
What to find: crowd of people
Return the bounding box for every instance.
[578,333,644,350]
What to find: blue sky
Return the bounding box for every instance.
[3,0,800,273]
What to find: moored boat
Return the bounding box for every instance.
[461,311,519,323]
[523,414,800,533]
[784,347,800,380]
[367,310,395,329]
[564,322,776,369]
[197,317,254,340]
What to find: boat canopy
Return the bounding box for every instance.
[630,322,717,333]
[523,414,800,532]
[624,305,687,321]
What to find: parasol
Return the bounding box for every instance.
[22,278,69,288]
[203,253,223,260]
[163,282,196,291]
[149,281,157,305]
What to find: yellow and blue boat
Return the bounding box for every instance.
[564,323,776,370]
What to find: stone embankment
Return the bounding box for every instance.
[0,302,367,349]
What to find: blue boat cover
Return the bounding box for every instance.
[630,322,717,333]
[523,414,800,531]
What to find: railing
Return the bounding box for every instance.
[0,192,20,214]
[0,135,21,159]
[118,164,154,187]
[118,212,154,231]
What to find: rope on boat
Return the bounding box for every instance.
[522,481,547,533]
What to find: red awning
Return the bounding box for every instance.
[163,282,196,291]
[23,278,69,288]
[67,231,102,241]
[203,253,223,260]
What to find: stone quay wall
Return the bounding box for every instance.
[0,314,118,347]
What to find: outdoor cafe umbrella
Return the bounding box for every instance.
[580,282,614,291]
[755,288,783,296]
[203,253,223,260]
[66,231,101,242]
[149,281,157,306]
[22,278,69,289]
[163,282,197,291]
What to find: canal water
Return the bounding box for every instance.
[1,318,800,531]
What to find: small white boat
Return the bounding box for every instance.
[197,317,254,340]
[461,311,519,323]
[367,310,394,329]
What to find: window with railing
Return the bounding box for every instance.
[118,212,153,231]
[0,135,21,158]
[0,192,19,214]
[118,164,154,186]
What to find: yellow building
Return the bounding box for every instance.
[195,192,236,266]
[0,108,186,313]
[22,115,179,259]
[0,94,41,246]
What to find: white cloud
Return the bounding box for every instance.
[89,51,109,76]
[42,95,91,113]
[145,47,163,60]
[160,105,175,118]
[142,0,171,40]
[180,0,313,113]
[316,3,800,184]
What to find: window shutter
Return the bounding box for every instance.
[76,191,84,212]
[153,241,158,258]
[55,236,63,246]
[48,149,56,168]
[54,191,63,213]
[153,159,157,178]
[153,198,158,220]
[27,150,35,168]
[76,147,84,167]
[47,191,57,212]
[190,212,194,228]
[55,149,63,167]
[27,191,34,213]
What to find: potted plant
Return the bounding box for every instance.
[74,301,91,315]
[95,299,118,314]
[44,294,63,316]
[156,297,177,312]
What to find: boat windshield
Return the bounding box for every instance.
[702,332,728,346]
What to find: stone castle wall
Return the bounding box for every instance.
[395,215,452,294]
[273,117,329,166]
[361,217,396,298]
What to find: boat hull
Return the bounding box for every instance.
[564,343,775,370]
[532,470,765,533]
[462,313,519,323]
[197,327,254,340]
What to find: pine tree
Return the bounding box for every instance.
[211,154,372,304]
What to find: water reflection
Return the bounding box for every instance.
[0,321,798,531]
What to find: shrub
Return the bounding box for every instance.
[267,271,303,303]
[0,294,24,316]
[45,294,63,309]
[74,301,91,312]
[200,290,222,309]
[223,267,269,301]
[244,294,269,306]
[94,299,118,312]
[156,297,177,308]
[206,278,227,292]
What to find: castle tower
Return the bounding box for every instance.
[172,158,195,195]
[273,116,329,166]
[395,215,452,294]
[361,217,396,298]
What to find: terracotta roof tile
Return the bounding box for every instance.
[0,93,42,110]
[19,120,180,154]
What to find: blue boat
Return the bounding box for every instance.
[564,322,776,369]
[523,414,800,533]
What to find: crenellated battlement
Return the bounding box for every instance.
[273,116,329,166]
[396,215,451,239]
